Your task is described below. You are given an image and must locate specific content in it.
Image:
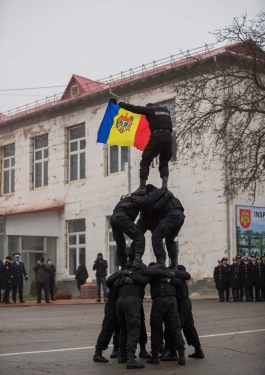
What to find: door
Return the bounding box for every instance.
[22,252,43,295]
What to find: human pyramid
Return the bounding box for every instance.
[93,99,204,369]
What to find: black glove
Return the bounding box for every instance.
[122,269,132,276]
[109,98,118,104]
[25,276,28,281]
[122,203,132,209]
[165,191,173,197]
[125,277,134,284]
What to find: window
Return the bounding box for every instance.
[153,100,177,166]
[2,144,15,194]
[34,135,48,188]
[108,218,130,274]
[108,145,128,174]
[69,125,86,181]
[68,219,86,276]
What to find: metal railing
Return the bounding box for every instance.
[0,43,216,122]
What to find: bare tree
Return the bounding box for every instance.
[174,12,265,200]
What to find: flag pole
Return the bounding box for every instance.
[109,89,131,194]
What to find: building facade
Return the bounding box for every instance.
[0,44,264,295]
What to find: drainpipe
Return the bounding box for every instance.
[213,56,231,262]
[109,89,131,193]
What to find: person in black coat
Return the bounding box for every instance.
[254,257,265,301]
[47,259,56,301]
[33,256,50,303]
[75,262,89,297]
[214,260,227,302]
[110,98,173,194]
[229,257,240,302]
[239,257,254,302]
[1,256,13,304]
[11,252,28,303]
[93,253,108,302]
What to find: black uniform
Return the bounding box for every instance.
[110,189,165,268]
[254,262,265,301]
[11,260,28,303]
[239,263,254,302]
[94,271,121,361]
[116,269,149,368]
[47,263,56,301]
[229,263,240,301]
[213,264,227,302]
[33,262,50,303]
[117,102,173,180]
[1,259,13,303]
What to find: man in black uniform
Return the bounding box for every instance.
[140,264,186,365]
[254,257,265,302]
[110,98,173,195]
[239,257,254,302]
[229,257,240,302]
[110,188,166,269]
[222,257,230,301]
[115,266,149,369]
[214,260,227,302]
[11,253,28,303]
[236,254,244,301]
[125,188,184,267]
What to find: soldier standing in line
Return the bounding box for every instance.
[222,257,230,302]
[250,253,257,301]
[239,257,254,302]
[236,254,244,301]
[213,260,227,302]
[229,257,240,302]
[254,257,265,302]
[11,253,28,303]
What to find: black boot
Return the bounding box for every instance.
[160,349,178,361]
[161,176,168,190]
[118,350,127,363]
[93,349,109,363]
[146,349,159,364]
[132,179,146,195]
[126,351,145,369]
[150,255,166,269]
[188,345,205,358]
[178,351,186,366]
[133,254,146,269]
[221,291,225,302]
[139,345,151,359]
[170,257,178,267]
[110,346,119,358]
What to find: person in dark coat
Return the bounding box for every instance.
[236,254,244,301]
[254,257,265,301]
[47,259,56,301]
[11,252,28,303]
[93,253,108,302]
[214,260,227,302]
[222,257,230,301]
[110,187,166,269]
[1,256,13,304]
[109,99,173,194]
[75,262,89,297]
[239,257,254,302]
[229,257,240,302]
[33,256,50,303]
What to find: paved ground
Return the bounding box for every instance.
[0,300,264,375]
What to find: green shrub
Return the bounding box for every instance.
[55,290,72,300]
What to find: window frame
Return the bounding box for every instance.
[68,124,86,182]
[2,144,15,195]
[33,135,48,189]
[67,220,86,277]
[108,145,128,175]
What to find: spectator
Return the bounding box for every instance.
[47,259,56,301]
[11,252,28,303]
[93,253,108,302]
[1,256,13,304]
[75,262,89,297]
[33,256,50,303]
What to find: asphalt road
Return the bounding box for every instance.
[0,300,264,375]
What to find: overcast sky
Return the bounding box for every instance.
[0,0,263,113]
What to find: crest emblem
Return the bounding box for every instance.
[116,113,134,133]
[239,209,251,229]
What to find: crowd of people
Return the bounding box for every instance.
[0,253,56,304]
[214,254,265,302]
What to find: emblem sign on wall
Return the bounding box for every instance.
[236,205,265,257]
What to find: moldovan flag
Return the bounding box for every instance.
[97,101,150,151]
